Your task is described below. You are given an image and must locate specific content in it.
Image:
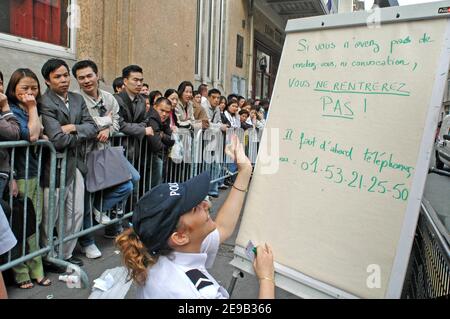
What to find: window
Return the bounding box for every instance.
[232,75,239,95]
[236,34,244,68]
[231,75,247,97]
[447,79,450,101]
[240,78,247,98]
[0,0,70,47]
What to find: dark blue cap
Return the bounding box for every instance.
[132,172,211,255]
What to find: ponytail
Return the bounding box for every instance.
[116,228,156,286]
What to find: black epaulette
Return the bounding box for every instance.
[186,269,214,291]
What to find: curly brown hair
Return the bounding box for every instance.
[115,228,156,286]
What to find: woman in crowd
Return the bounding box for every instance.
[163,89,181,182]
[192,90,209,126]
[6,68,51,289]
[239,109,252,131]
[175,81,196,129]
[218,96,227,114]
[222,100,240,129]
[164,89,180,131]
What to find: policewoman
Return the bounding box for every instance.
[116,136,275,299]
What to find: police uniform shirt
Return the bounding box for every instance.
[137,229,230,299]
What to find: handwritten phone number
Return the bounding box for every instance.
[283,156,409,201]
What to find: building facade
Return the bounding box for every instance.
[0,0,327,98]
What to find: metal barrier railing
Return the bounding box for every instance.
[402,199,450,299]
[0,140,57,272]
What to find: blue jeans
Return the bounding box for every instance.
[127,160,141,186]
[208,163,220,196]
[151,154,163,189]
[228,163,238,183]
[80,162,139,247]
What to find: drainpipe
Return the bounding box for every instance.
[248,0,255,99]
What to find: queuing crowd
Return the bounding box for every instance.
[0,58,269,293]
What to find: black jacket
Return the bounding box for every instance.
[115,91,148,137]
[147,108,175,156]
[221,112,230,128]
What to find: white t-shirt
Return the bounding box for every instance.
[137,229,229,299]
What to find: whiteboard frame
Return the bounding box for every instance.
[286,0,450,33]
[231,1,450,299]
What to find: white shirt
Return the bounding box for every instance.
[137,229,229,299]
[78,89,120,133]
[224,111,240,129]
[56,94,70,111]
[201,98,222,130]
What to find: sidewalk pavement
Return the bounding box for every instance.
[6,188,298,299]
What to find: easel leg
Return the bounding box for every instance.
[228,269,244,297]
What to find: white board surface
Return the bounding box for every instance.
[236,8,450,299]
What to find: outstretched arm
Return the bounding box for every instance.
[215,135,252,244]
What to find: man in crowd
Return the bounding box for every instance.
[202,88,229,198]
[115,65,153,139]
[113,77,125,94]
[146,98,175,188]
[115,65,153,209]
[72,60,135,259]
[39,59,98,267]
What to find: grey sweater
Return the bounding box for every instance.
[0,111,20,175]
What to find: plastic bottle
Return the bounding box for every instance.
[59,275,80,285]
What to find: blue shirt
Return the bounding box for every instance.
[10,104,39,179]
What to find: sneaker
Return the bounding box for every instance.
[114,208,124,216]
[219,184,229,190]
[224,179,234,187]
[94,209,111,225]
[64,256,84,267]
[81,244,102,259]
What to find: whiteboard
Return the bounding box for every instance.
[235,2,450,299]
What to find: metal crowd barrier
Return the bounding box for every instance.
[0,140,57,273]
[402,199,450,299]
